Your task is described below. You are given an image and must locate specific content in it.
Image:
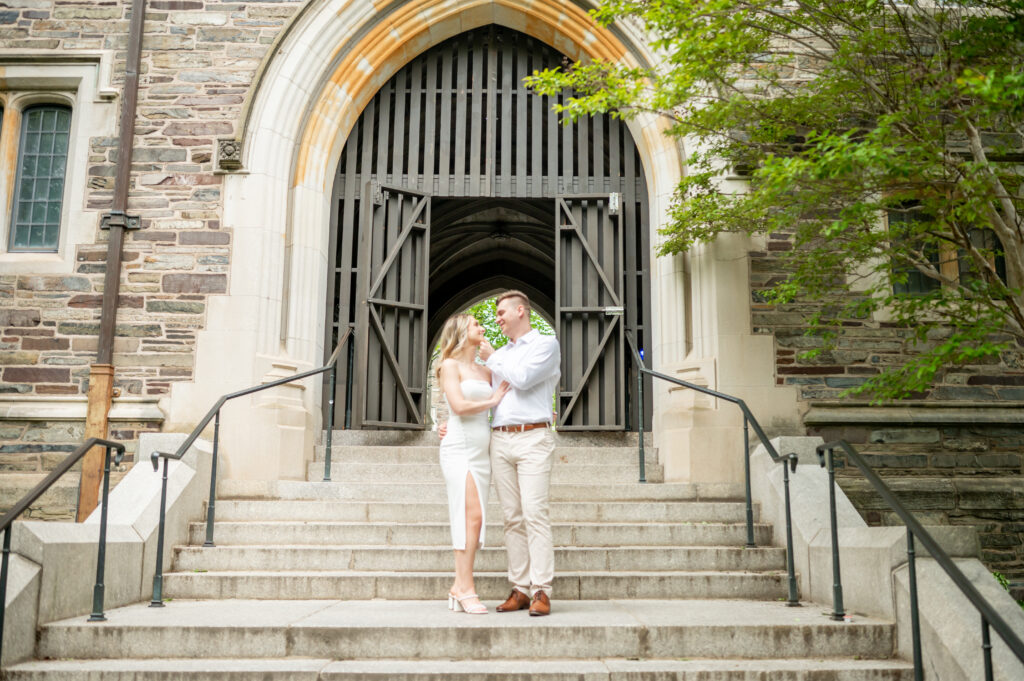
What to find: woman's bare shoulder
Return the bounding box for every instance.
[439,357,465,379]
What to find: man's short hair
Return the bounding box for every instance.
[496,290,530,312]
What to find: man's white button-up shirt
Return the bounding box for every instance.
[486,329,561,428]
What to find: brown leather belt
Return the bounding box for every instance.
[492,422,550,433]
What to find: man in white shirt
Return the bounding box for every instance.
[479,290,560,616]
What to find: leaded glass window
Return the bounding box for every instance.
[8,105,71,252]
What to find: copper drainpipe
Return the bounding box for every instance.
[78,0,147,520]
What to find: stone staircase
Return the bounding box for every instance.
[6,431,914,679]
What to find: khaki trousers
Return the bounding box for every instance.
[490,428,555,596]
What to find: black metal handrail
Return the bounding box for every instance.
[624,331,800,606]
[818,440,1024,681]
[148,327,353,607]
[0,437,126,662]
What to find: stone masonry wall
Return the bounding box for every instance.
[0,417,156,519]
[1,0,305,514]
[750,232,1024,584]
[750,230,1024,403]
[1,0,304,401]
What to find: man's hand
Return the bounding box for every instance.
[479,339,495,361]
[438,422,447,438]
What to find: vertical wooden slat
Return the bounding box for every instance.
[407,61,422,189]
[555,199,565,423]
[416,198,431,390]
[585,199,598,426]
[392,67,408,185]
[577,110,588,194]
[351,179,375,428]
[334,131,360,419]
[423,52,437,193]
[592,113,604,194]
[376,81,392,182]
[439,41,454,196]
[323,168,343,426]
[469,33,485,196]
[515,44,528,195]
[571,200,584,427]
[365,192,385,423]
[561,87,574,195]
[499,37,513,196]
[530,56,543,197]
[393,195,411,424]
[454,33,469,192]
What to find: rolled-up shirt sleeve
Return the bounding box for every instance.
[487,336,560,391]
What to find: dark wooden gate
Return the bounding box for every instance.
[351,184,431,428]
[325,25,653,430]
[556,195,625,430]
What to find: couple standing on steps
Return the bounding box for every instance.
[435,290,561,617]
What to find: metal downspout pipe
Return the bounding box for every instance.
[78,0,147,520]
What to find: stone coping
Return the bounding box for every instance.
[804,402,1024,425]
[0,396,165,422]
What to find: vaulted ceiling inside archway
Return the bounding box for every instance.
[428,197,555,344]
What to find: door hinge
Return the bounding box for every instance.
[608,192,622,216]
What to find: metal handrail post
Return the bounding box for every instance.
[819,439,1024,665]
[203,410,220,547]
[344,335,354,430]
[88,446,118,621]
[0,528,10,663]
[907,531,923,681]
[636,365,646,483]
[149,457,170,607]
[324,360,337,482]
[819,447,845,620]
[743,415,755,548]
[982,617,994,681]
[147,330,352,610]
[782,453,800,606]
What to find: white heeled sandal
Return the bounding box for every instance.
[451,593,487,614]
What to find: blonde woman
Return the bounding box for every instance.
[436,314,509,614]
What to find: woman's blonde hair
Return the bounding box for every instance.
[435,313,475,381]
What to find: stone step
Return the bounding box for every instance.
[35,599,897,661]
[326,430,653,447]
[307,461,664,484]
[315,445,659,466]
[225,480,744,503]
[162,569,789,600]
[2,657,916,681]
[172,545,786,573]
[213,499,757,524]
[189,521,772,547]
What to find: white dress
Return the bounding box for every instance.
[439,380,492,550]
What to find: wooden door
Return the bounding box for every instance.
[555,194,625,430]
[352,183,431,428]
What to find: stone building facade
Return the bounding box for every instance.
[0,0,1019,583]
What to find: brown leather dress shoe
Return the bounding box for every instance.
[529,591,551,616]
[496,589,531,612]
